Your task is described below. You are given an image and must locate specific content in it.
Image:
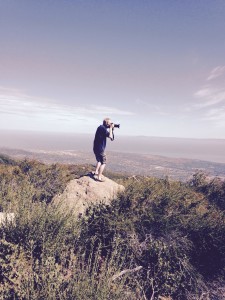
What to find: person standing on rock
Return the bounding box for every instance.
[92,118,114,182]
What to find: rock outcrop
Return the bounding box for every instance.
[53,174,125,215]
[0,213,15,226]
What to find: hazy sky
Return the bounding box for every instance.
[1,0,225,138]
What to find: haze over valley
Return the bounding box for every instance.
[1,130,225,163]
[1,130,225,181]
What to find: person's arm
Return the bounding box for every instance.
[108,123,114,141]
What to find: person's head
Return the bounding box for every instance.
[103,118,111,128]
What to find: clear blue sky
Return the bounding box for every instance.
[1,0,225,138]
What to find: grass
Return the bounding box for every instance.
[0,156,224,299]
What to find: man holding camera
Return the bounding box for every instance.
[92,118,114,182]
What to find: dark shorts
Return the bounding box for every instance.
[94,151,106,164]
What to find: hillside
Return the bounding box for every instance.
[0,153,16,165]
[0,156,225,299]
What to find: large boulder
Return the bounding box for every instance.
[53,175,125,215]
[0,213,15,226]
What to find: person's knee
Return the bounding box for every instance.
[101,153,107,164]
[95,152,106,164]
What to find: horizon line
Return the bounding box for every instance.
[0,129,225,141]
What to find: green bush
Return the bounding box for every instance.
[77,176,225,298]
[0,154,16,166]
[188,171,225,210]
[0,159,224,299]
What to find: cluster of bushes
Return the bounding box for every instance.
[80,175,225,299]
[0,156,224,299]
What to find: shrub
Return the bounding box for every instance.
[188,172,225,210]
[0,159,224,299]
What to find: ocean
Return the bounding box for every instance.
[1,130,225,164]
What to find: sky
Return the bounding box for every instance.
[1,0,225,139]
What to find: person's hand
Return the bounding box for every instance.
[110,123,114,129]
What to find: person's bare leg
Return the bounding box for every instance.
[94,162,101,175]
[98,163,106,181]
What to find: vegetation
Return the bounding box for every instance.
[0,154,224,299]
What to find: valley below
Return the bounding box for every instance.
[1,147,225,181]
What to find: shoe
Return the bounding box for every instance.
[95,178,105,182]
[90,172,98,177]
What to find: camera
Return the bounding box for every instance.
[111,123,120,128]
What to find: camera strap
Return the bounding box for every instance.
[112,129,115,141]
